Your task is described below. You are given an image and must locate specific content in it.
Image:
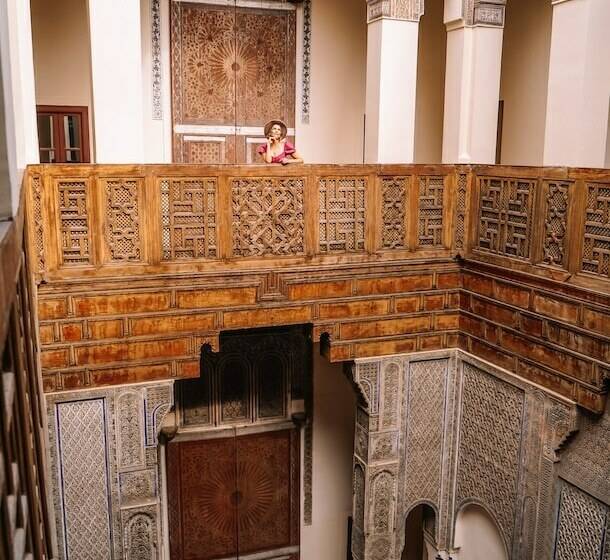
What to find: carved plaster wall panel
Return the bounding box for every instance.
[463,0,506,27]
[47,382,173,560]
[455,362,524,549]
[349,349,610,560]
[554,482,609,560]
[403,359,447,510]
[366,0,424,23]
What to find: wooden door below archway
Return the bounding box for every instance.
[167,428,300,560]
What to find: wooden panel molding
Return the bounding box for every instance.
[24,164,610,413]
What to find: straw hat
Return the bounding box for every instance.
[264,119,288,139]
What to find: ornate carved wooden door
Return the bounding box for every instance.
[171,1,296,164]
[167,429,300,559]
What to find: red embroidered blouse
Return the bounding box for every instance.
[257,141,296,163]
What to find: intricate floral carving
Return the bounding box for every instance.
[418,176,445,247]
[160,177,217,260]
[119,470,157,505]
[478,177,534,260]
[104,179,142,262]
[151,0,162,120]
[124,513,156,560]
[355,362,380,414]
[543,181,570,267]
[319,177,366,253]
[371,432,397,462]
[372,471,395,534]
[232,178,305,257]
[117,392,145,469]
[381,177,408,250]
[301,0,312,124]
[463,0,506,26]
[381,362,401,429]
[58,180,90,266]
[366,0,424,22]
[582,183,610,278]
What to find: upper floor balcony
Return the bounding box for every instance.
[24,162,610,414]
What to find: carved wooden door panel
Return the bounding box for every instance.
[167,429,300,559]
[171,2,296,164]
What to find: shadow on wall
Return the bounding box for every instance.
[453,504,508,560]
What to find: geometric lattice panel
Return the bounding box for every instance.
[582,183,610,278]
[104,179,142,262]
[478,177,535,260]
[160,177,218,260]
[418,176,444,247]
[381,176,408,250]
[543,181,570,268]
[56,399,112,559]
[232,178,305,257]
[554,482,609,560]
[58,180,90,266]
[319,177,366,253]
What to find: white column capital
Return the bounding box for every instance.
[366,0,424,23]
[446,0,506,29]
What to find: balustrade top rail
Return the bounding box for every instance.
[25,163,610,293]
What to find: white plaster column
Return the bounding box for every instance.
[364,0,423,164]
[0,0,39,217]
[543,0,610,168]
[442,0,506,164]
[88,0,145,163]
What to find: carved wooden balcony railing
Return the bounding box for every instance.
[0,198,53,559]
[24,164,610,412]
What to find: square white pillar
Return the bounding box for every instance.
[543,0,610,167]
[442,24,504,164]
[365,18,420,164]
[88,0,145,163]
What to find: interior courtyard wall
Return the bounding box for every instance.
[351,349,610,560]
[414,0,445,164]
[498,0,552,166]
[30,0,93,162]
[45,382,174,560]
[301,345,357,560]
[295,0,367,164]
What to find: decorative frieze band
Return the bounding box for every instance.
[463,0,506,27]
[366,0,424,23]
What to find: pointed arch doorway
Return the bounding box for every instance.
[170,1,297,164]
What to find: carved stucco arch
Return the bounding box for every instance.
[397,499,440,555]
[452,498,511,559]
